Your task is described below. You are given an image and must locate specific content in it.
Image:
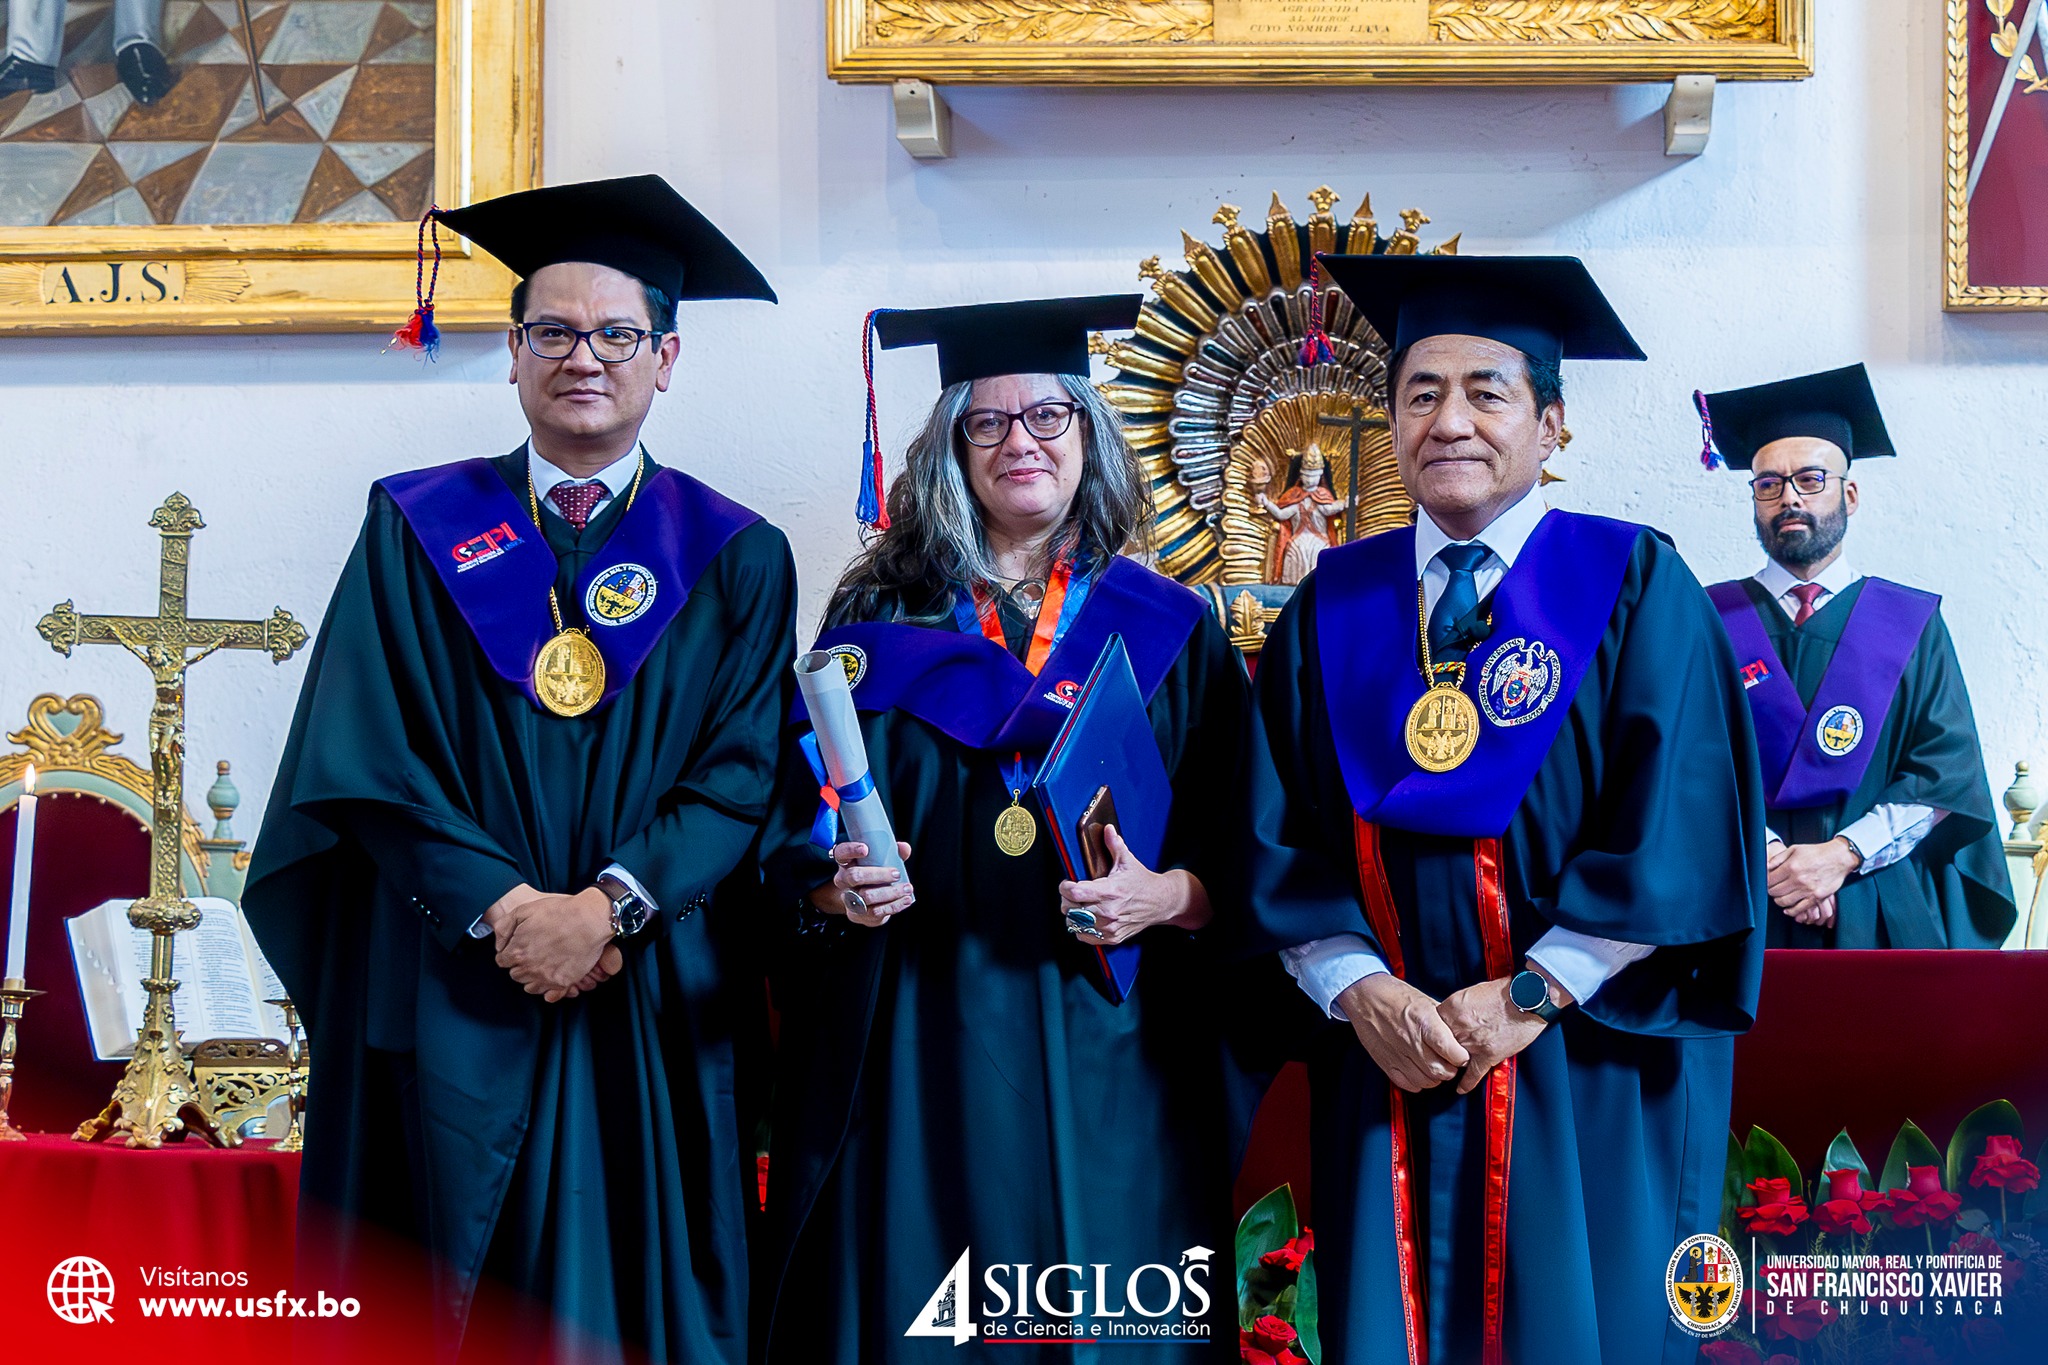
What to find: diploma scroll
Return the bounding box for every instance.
[794,650,907,882]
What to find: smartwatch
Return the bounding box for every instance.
[596,872,652,939]
[1508,967,1565,1023]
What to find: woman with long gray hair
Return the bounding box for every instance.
[758,297,1249,1363]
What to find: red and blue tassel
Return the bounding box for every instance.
[1694,389,1722,469]
[1299,255,1336,368]
[386,207,443,359]
[858,309,893,531]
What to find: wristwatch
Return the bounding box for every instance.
[596,872,652,939]
[1508,967,1565,1023]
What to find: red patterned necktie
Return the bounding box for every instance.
[1789,582,1825,626]
[548,481,605,531]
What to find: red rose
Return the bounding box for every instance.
[1699,1341,1763,1365]
[1813,1168,1882,1236]
[1757,1297,1835,1342]
[1251,1315,1297,1355]
[1949,1230,2002,1259]
[1240,1351,1275,1365]
[1275,1354,1307,1365]
[1260,1230,1315,1273]
[1886,1165,1962,1228]
[1968,1134,2041,1193]
[1736,1177,1812,1237]
[755,1153,770,1212]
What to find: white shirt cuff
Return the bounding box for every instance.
[1839,805,1946,874]
[463,864,657,940]
[1280,934,1389,1020]
[1524,926,1654,1007]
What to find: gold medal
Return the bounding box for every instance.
[995,800,1038,856]
[1406,579,1485,773]
[535,629,605,717]
[1405,684,1479,772]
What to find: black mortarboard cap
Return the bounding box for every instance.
[1699,363,1894,470]
[1316,254,1645,368]
[874,295,1143,388]
[431,174,776,303]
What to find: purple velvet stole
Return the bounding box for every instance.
[1314,511,1644,838]
[800,557,1206,753]
[1707,577,1939,809]
[378,457,758,713]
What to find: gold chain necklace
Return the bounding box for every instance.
[525,451,645,718]
[1402,578,1482,772]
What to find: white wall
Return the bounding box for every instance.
[2,0,2044,835]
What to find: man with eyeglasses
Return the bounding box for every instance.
[245,176,796,1362]
[1700,364,2014,949]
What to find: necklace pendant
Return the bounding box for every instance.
[1404,683,1480,773]
[535,629,605,717]
[994,797,1038,856]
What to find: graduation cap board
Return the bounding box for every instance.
[1315,253,1646,369]
[390,175,776,354]
[852,294,1144,528]
[1695,363,1895,471]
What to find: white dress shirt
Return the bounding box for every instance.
[1279,485,1654,1019]
[1752,557,1946,872]
[463,441,656,938]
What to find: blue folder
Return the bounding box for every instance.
[1033,634,1172,1005]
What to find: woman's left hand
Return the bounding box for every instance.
[1057,824,1211,946]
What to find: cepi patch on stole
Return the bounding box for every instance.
[585,563,658,626]
[1665,1233,1743,1337]
[1479,636,1562,728]
[1816,703,1864,757]
[827,643,868,688]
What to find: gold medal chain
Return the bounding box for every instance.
[527,450,647,630]
[1416,579,1466,692]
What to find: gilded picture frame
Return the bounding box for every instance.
[0,0,542,336]
[1945,0,2048,309]
[827,1,1813,85]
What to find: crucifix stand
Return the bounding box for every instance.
[1317,403,1390,544]
[38,493,307,1149]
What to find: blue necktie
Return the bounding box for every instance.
[1427,542,1491,668]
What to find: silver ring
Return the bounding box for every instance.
[1063,906,1096,932]
[842,888,869,916]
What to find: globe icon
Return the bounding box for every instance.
[46,1256,115,1324]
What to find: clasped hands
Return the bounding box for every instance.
[1766,836,1859,929]
[481,884,623,1004]
[1338,968,1569,1096]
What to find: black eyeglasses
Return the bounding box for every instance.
[1749,468,1838,503]
[959,402,1080,448]
[517,322,667,364]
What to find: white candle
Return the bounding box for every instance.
[5,765,36,983]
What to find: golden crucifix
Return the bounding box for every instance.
[38,493,307,1149]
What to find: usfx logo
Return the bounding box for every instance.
[907,1245,1216,1347]
[48,1256,116,1324]
[907,1247,978,1346]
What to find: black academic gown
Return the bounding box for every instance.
[244,450,797,1364]
[1734,577,2017,949]
[757,583,1250,1365]
[1244,530,1767,1365]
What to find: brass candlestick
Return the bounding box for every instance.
[265,997,305,1152]
[0,978,46,1141]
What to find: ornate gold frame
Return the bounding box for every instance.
[828,1,1812,84]
[0,0,543,336]
[1944,0,2048,309]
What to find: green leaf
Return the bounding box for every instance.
[1295,1248,1321,1365]
[1236,1185,1300,1329]
[1957,1207,1992,1233]
[1945,1100,2025,1196]
[1721,1131,1746,1243]
[1743,1126,1806,1203]
[1817,1128,1872,1198]
[1878,1120,1944,1197]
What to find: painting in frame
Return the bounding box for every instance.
[1947,0,2048,310]
[0,0,541,335]
[827,1,1813,86]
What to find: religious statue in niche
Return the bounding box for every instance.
[1251,445,1341,585]
[1095,187,1454,652]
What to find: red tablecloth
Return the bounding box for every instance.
[0,1131,299,1355]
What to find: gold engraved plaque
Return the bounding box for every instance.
[535,631,605,718]
[1404,685,1479,773]
[1214,0,1428,43]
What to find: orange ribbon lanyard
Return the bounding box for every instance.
[974,556,1074,677]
